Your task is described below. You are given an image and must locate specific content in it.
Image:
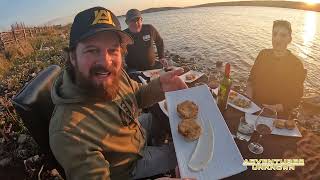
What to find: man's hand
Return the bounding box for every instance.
[160,58,169,68]
[262,104,284,112]
[159,68,188,92]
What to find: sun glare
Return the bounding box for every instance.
[299,11,317,59]
[305,0,320,5]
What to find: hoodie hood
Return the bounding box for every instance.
[51,69,95,105]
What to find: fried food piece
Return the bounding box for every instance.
[177,100,199,119]
[178,119,202,141]
[232,98,251,108]
[273,119,286,129]
[229,91,237,97]
[228,91,238,101]
[285,120,296,130]
[186,74,196,81]
[274,119,296,130]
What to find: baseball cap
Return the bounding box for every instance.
[125,9,142,24]
[69,6,133,48]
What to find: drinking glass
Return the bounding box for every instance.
[236,116,254,141]
[248,107,277,154]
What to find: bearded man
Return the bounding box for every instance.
[49,7,187,180]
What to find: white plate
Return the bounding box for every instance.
[212,88,261,114]
[166,85,247,180]
[179,70,204,83]
[158,100,168,116]
[142,68,163,78]
[245,113,302,137]
[142,66,180,79]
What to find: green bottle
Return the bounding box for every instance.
[217,63,232,112]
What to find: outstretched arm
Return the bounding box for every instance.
[134,68,187,108]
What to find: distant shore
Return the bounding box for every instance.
[138,1,320,15]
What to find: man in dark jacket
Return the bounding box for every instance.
[247,20,306,117]
[124,9,168,71]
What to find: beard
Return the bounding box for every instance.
[73,62,122,100]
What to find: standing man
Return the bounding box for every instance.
[49,7,187,180]
[124,9,168,71]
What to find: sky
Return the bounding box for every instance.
[0,0,218,30]
[0,0,317,31]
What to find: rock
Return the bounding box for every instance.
[173,55,180,62]
[31,73,37,77]
[17,149,28,159]
[197,67,204,71]
[233,85,241,92]
[170,53,176,56]
[59,34,66,39]
[18,134,27,144]
[216,61,223,68]
[165,50,170,56]
[26,155,40,163]
[0,157,12,167]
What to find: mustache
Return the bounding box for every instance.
[89,65,115,76]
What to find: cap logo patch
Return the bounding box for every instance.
[92,10,115,26]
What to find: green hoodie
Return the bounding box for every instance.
[49,69,164,180]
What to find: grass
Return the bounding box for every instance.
[0,54,10,79]
[0,27,68,179]
[0,27,68,145]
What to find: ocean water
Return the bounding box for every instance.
[119,6,320,94]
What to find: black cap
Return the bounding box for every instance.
[125,9,142,23]
[69,6,133,48]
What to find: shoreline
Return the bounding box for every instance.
[138,1,320,16]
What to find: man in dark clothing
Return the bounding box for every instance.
[124,9,168,71]
[247,20,306,117]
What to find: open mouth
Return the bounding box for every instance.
[95,71,111,76]
[93,69,112,79]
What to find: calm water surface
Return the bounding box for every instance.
[120,6,320,94]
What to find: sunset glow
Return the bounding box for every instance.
[305,0,320,5]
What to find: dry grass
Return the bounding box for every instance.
[0,26,68,179]
[0,27,67,134]
[0,54,10,79]
[3,41,34,60]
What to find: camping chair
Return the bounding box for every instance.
[11,65,66,178]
